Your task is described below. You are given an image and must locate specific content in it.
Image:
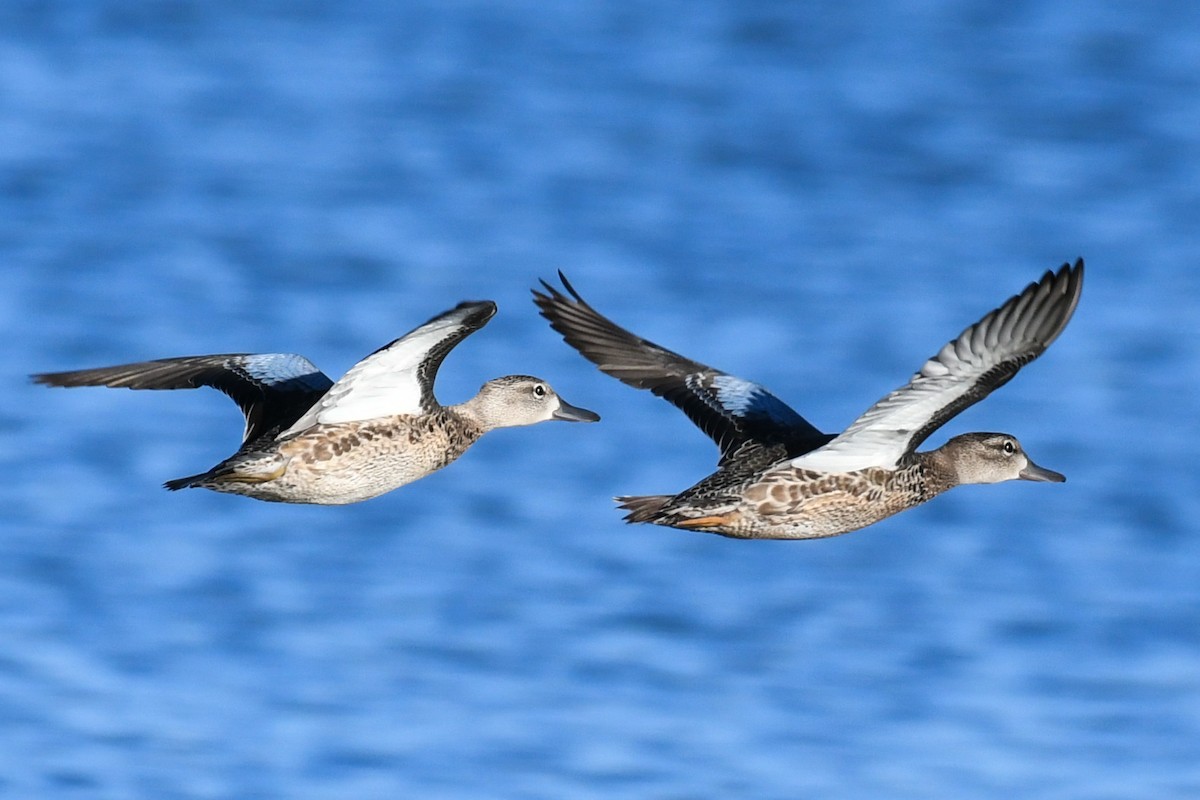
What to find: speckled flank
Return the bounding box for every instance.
[193,411,485,504]
[637,456,954,539]
[167,373,599,504]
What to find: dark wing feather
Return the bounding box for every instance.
[790,259,1084,472]
[533,272,828,462]
[33,353,333,443]
[411,301,497,411]
[903,258,1084,450]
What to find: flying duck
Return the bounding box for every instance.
[533,260,1082,539]
[35,301,599,504]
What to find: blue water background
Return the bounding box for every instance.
[3,2,1199,797]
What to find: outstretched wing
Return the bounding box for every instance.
[33,353,333,443]
[279,301,497,436]
[789,259,1084,473]
[533,272,828,463]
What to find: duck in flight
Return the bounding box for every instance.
[534,260,1082,539]
[34,301,599,504]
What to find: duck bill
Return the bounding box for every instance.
[552,398,600,423]
[1019,459,1065,483]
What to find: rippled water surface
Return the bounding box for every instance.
[3,2,1199,798]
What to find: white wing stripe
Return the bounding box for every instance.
[279,302,493,436]
[784,262,1082,474]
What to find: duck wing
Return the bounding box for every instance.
[279,301,497,435]
[533,273,829,463]
[789,259,1084,473]
[33,353,333,443]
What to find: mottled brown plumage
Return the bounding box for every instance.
[35,304,599,504]
[538,261,1082,539]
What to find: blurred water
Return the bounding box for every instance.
[2,1,1199,798]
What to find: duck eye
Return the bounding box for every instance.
[1002,440,1016,455]
[533,384,547,398]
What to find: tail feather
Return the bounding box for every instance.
[615,494,673,524]
[163,471,211,491]
[165,458,286,491]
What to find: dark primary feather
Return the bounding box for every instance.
[33,353,334,443]
[533,272,829,462]
[901,259,1084,454]
[414,301,496,411]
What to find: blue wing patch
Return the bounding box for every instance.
[236,354,333,391]
[709,375,806,426]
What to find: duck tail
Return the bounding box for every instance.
[615,494,673,524]
[163,471,210,491]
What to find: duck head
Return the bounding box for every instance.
[464,375,600,429]
[941,432,1065,485]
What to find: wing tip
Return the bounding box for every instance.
[1037,255,1085,348]
[532,270,588,316]
[454,299,498,326]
